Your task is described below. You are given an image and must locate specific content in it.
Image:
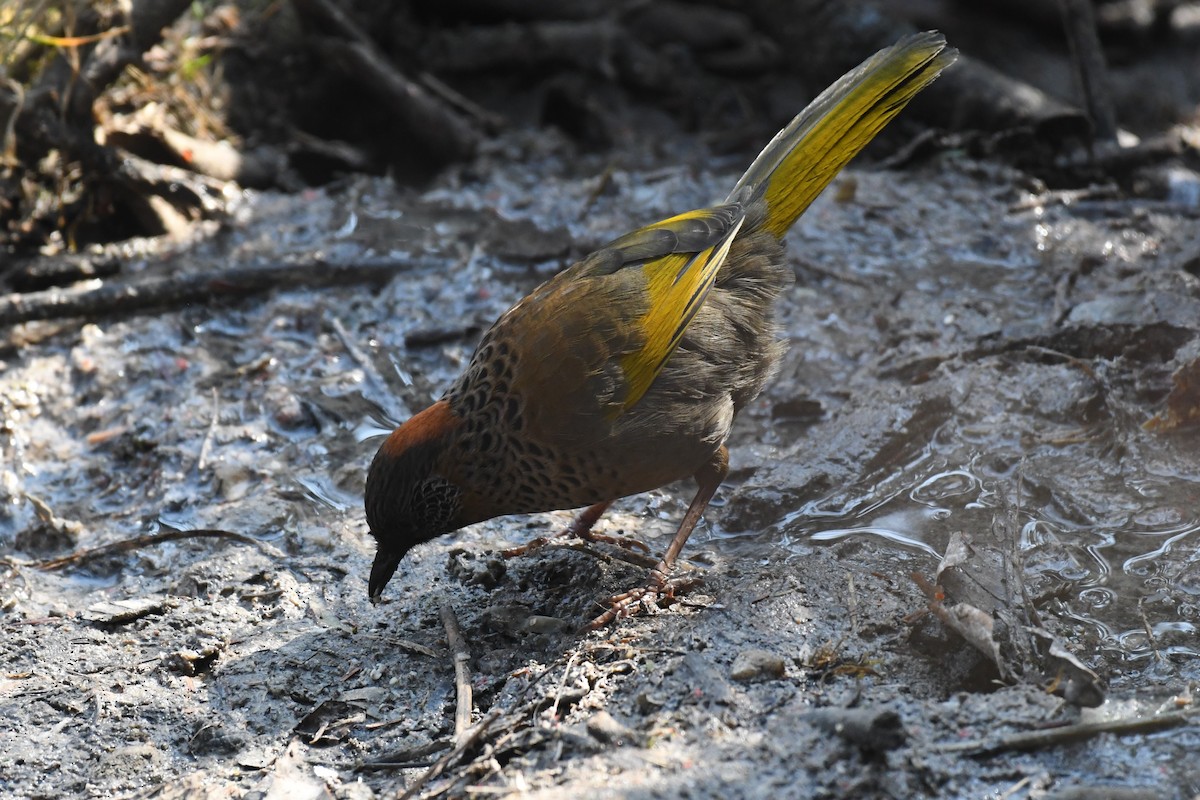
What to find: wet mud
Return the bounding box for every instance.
[3,132,1200,798]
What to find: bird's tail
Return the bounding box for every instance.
[730,31,957,238]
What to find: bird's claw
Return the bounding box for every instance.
[500,536,553,559]
[579,529,652,554]
[585,568,703,630]
[502,528,651,559]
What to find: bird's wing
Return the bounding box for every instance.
[614,206,744,412]
[578,205,745,415]
[490,203,745,441]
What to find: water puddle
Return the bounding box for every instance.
[769,410,1200,681]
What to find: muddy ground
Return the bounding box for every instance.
[3,130,1200,799]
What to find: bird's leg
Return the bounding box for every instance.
[587,446,729,629]
[501,501,610,558]
[502,499,650,558]
[572,501,655,553]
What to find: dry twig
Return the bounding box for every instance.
[439,603,474,743]
[931,705,1200,756]
[0,257,420,326]
[295,0,479,163]
[29,529,281,571]
[330,313,410,423]
[1058,0,1118,143]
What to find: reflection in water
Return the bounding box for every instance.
[295,474,352,512]
[786,438,1200,677]
[810,524,942,559]
[1122,522,1200,575]
[910,469,980,504]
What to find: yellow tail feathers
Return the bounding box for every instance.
[606,33,955,417]
[730,31,957,239]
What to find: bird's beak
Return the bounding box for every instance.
[368,548,403,604]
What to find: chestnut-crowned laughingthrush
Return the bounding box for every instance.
[365,32,957,623]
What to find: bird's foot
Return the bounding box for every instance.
[577,528,653,554]
[501,519,650,559]
[500,535,555,559]
[585,565,703,630]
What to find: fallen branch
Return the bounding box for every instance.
[1058,0,1117,143]
[28,528,282,571]
[396,710,505,800]
[931,705,1200,756]
[60,0,194,127]
[554,541,661,571]
[5,254,122,293]
[0,256,423,327]
[295,0,480,164]
[390,652,569,798]
[330,313,411,424]
[439,603,474,744]
[938,56,1088,143]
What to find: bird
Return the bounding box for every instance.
[364,32,957,625]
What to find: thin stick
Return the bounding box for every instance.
[576,164,615,222]
[196,387,219,471]
[1058,0,1118,143]
[1137,596,1163,664]
[393,652,568,799]
[29,529,282,571]
[553,541,661,571]
[397,710,503,800]
[440,603,474,743]
[548,651,580,722]
[0,257,420,327]
[931,705,1200,756]
[330,313,410,423]
[418,72,506,132]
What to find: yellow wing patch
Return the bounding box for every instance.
[616,216,745,415]
[655,208,718,226]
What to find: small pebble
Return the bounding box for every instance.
[522,614,569,634]
[586,710,634,745]
[635,691,665,714]
[730,648,786,682]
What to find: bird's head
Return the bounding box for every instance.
[364,399,465,602]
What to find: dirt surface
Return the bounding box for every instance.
[3,130,1200,799]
